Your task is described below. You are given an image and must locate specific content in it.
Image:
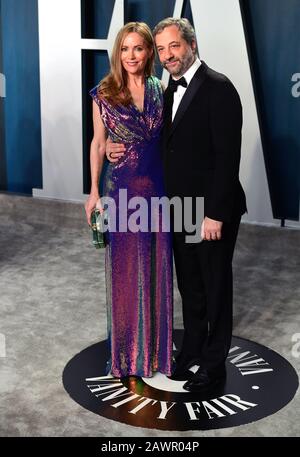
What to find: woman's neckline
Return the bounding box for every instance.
[130,76,148,114]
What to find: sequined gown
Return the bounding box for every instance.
[89,76,173,377]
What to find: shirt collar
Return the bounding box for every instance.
[173,57,201,85]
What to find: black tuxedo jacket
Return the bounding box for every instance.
[162,61,247,223]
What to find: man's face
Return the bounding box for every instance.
[155,25,196,78]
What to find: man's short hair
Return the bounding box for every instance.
[153,17,198,54]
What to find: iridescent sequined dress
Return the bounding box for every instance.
[89,76,173,377]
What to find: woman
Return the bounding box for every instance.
[85,22,173,378]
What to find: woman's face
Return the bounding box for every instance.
[120,32,152,76]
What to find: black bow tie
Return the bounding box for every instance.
[168,76,188,92]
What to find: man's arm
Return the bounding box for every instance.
[205,80,243,223]
[106,138,126,162]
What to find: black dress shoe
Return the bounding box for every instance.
[167,357,201,381]
[183,366,226,391]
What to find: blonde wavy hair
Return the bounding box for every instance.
[97,22,155,106]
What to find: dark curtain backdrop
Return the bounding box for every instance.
[1,0,299,219]
[241,0,300,220]
[0,0,42,194]
[0,0,7,190]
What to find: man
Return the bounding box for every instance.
[106,18,247,392]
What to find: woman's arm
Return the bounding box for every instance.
[84,100,107,225]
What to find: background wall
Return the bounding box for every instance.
[185,0,273,226]
[0,0,6,189]
[0,0,299,227]
[241,0,300,224]
[0,0,42,194]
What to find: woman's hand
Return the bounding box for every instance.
[106,137,126,163]
[84,193,103,226]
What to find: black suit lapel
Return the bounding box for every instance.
[162,87,173,146]
[166,61,208,140]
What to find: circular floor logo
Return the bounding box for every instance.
[62,330,298,430]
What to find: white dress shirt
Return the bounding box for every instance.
[172,57,202,121]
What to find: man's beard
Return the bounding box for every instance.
[163,51,195,77]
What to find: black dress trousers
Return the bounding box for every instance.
[172,215,241,371]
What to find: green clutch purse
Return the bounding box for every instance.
[91,208,108,249]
